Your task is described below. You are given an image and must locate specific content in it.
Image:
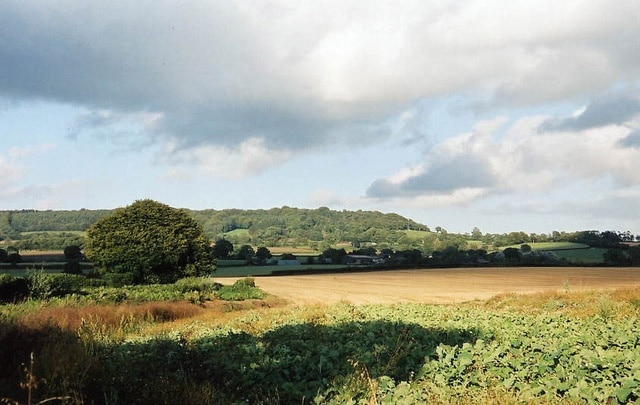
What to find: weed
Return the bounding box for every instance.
[0,352,72,405]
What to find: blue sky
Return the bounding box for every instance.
[2,1,640,235]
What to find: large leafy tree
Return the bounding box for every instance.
[212,239,234,259]
[85,199,215,284]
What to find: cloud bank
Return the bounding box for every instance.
[2,0,640,174]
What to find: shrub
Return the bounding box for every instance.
[0,274,29,303]
[26,271,85,300]
[101,272,135,287]
[216,277,265,301]
[173,277,221,294]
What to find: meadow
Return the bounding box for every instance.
[1,268,639,404]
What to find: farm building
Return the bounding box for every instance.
[342,255,375,265]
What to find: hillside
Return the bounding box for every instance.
[0,206,429,251]
[1,207,636,267]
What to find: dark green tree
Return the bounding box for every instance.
[64,245,83,260]
[213,239,234,259]
[628,245,640,265]
[503,247,521,263]
[603,249,630,266]
[320,247,347,264]
[236,244,255,261]
[255,246,272,261]
[85,199,215,284]
[63,245,84,274]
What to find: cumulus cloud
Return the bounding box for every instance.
[2,0,640,173]
[366,110,640,206]
[539,93,640,132]
[0,144,55,201]
[159,137,294,179]
[617,129,640,149]
[368,155,495,197]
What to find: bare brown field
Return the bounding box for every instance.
[216,267,640,305]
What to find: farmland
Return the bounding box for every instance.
[1,267,639,404]
[232,267,640,305]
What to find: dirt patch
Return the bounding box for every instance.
[215,267,640,305]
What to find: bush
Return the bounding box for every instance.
[216,277,265,301]
[0,274,29,303]
[101,272,135,287]
[173,277,221,294]
[26,271,85,300]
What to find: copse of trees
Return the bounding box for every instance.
[85,200,216,284]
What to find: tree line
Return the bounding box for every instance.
[0,207,637,254]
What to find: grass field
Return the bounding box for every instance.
[19,231,86,236]
[500,242,608,264]
[215,264,349,277]
[552,247,609,264]
[504,242,590,251]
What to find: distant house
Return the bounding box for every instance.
[342,255,374,265]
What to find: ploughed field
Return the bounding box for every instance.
[222,267,640,305]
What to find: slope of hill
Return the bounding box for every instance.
[0,206,429,250]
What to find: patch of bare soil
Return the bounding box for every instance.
[215,267,640,305]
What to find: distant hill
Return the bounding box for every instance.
[0,206,430,250]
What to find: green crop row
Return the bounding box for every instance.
[1,290,638,404]
[18,303,640,403]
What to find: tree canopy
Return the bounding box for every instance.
[85,200,215,284]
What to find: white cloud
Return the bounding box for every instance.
[307,189,344,207]
[162,137,294,179]
[1,143,55,180]
[0,156,23,187]
[2,0,639,173]
[8,143,55,159]
[367,109,640,204]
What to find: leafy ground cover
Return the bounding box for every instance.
[1,281,638,404]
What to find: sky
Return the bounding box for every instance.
[1,1,640,235]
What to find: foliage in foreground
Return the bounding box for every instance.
[0,288,638,404]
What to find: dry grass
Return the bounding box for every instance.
[142,295,288,336]
[17,301,207,331]
[483,287,640,318]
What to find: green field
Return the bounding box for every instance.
[403,229,430,239]
[220,228,250,238]
[500,242,608,264]
[552,248,608,264]
[19,230,86,236]
[1,284,638,404]
[216,264,350,277]
[504,242,590,251]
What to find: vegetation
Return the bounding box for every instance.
[85,200,216,284]
[1,202,638,403]
[0,284,638,404]
[1,205,639,269]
